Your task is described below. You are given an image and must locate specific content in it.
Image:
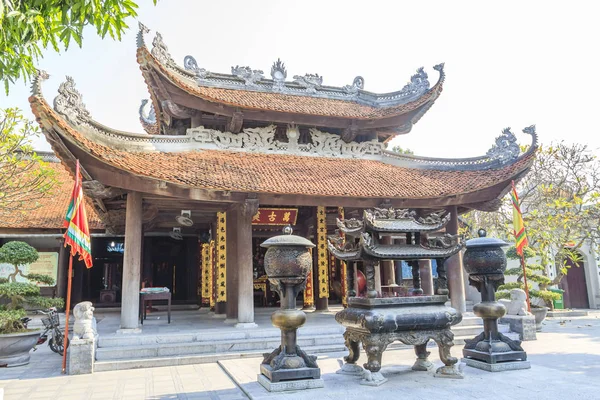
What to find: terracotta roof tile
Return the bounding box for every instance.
[140,48,442,120]
[0,162,103,230]
[29,97,534,202]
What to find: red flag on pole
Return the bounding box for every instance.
[63,160,92,268]
[62,160,92,373]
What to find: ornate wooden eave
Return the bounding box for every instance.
[135,23,445,137]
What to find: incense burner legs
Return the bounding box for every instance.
[337,328,463,385]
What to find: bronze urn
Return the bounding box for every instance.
[258,226,323,390]
[462,229,528,367]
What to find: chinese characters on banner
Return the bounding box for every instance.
[216,212,227,302]
[338,207,348,306]
[304,249,314,307]
[252,208,298,225]
[201,241,214,305]
[317,206,329,298]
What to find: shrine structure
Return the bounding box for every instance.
[23,23,538,332]
[330,207,465,385]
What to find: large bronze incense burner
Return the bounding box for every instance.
[258,226,323,391]
[330,207,465,386]
[462,230,529,371]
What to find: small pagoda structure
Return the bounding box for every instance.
[329,207,465,385]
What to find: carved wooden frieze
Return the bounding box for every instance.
[189,125,383,158]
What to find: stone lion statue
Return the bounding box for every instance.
[499,288,528,316]
[73,301,96,340]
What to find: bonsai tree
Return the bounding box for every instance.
[0,241,64,334]
[496,245,562,309]
[0,241,39,282]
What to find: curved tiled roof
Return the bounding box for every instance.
[29,94,535,202]
[0,162,102,230]
[137,46,444,121]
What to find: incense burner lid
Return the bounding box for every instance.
[464,229,508,276]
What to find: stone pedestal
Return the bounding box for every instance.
[499,315,537,341]
[67,338,95,375]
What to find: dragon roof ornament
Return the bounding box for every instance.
[231,65,264,86]
[53,76,91,125]
[139,99,156,124]
[382,124,538,171]
[151,32,174,67]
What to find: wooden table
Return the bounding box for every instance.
[139,291,171,324]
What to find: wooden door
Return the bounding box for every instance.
[560,259,589,309]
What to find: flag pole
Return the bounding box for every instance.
[519,253,532,313]
[61,252,74,373]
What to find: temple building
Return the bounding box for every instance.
[2,23,539,331]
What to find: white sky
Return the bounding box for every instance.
[1,0,599,157]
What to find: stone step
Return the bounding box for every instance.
[94,343,346,372]
[98,325,344,348]
[96,334,345,361]
[451,323,510,338]
[454,315,483,327]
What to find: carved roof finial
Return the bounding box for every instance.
[271,59,287,92]
[151,32,174,66]
[137,22,150,48]
[486,127,521,165]
[53,76,91,125]
[433,63,445,84]
[30,70,50,97]
[293,73,323,93]
[522,125,538,150]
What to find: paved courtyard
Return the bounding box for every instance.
[1,313,599,400]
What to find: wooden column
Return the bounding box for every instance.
[235,199,259,328]
[56,238,68,299]
[419,259,434,295]
[446,206,466,313]
[226,205,239,322]
[381,236,395,286]
[120,191,143,331]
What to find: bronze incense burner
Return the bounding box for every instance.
[258,226,322,389]
[462,229,528,367]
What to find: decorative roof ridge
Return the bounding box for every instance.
[136,25,444,108]
[382,125,538,171]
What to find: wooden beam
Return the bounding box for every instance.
[227,111,244,133]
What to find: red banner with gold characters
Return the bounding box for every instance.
[252,208,298,225]
[317,206,329,298]
[338,207,348,306]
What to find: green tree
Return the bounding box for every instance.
[389,145,414,155]
[462,142,600,287]
[0,240,38,282]
[0,108,56,215]
[1,0,151,93]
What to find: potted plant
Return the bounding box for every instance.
[0,241,63,367]
[496,246,562,331]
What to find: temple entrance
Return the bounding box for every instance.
[560,257,589,309]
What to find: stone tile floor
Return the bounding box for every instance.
[1,312,599,400]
